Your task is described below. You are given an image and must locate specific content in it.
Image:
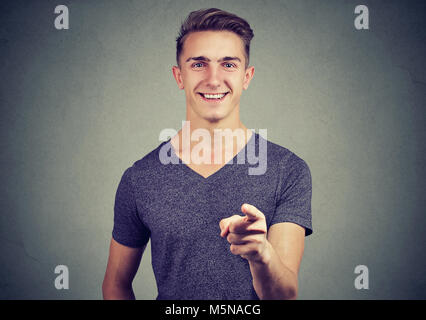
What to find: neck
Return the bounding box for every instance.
[186,101,245,135]
[171,106,253,163]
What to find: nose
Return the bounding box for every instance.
[205,65,222,89]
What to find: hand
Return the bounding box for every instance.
[219,203,270,263]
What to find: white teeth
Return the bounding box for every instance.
[203,93,226,99]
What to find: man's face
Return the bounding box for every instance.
[173,31,254,123]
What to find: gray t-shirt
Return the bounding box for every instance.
[112,132,312,300]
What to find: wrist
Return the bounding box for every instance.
[250,240,273,266]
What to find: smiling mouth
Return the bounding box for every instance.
[198,92,229,101]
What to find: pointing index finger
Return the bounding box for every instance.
[241,203,262,222]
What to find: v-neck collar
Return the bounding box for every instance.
[166,130,256,182]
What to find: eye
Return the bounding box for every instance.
[192,62,205,68]
[223,62,236,68]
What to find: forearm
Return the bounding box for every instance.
[102,282,136,300]
[248,241,298,300]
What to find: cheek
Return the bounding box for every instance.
[185,75,204,92]
[182,79,196,94]
[228,80,244,95]
[228,73,246,90]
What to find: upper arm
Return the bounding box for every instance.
[103,238,146,288]
[267,222,305,276]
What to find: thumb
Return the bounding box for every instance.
[219,215,241,237]
[219,218,230,238]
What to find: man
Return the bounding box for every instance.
[102,8,312,300]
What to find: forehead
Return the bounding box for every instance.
[182,31,245,60]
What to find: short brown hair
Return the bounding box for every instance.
[176,8,254,69]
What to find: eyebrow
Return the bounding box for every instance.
[185,56,242,63]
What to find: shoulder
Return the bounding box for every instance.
[260,134,310,175]
[123,140,169,180]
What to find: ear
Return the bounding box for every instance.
[172,66,185,90]
[242,66,255,90]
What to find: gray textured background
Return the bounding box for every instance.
[1,0,425,299]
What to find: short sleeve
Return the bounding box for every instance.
[271,156,313,236]
[112,166,151,247]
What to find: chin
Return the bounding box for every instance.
[205,117,223,123]
[190,103,235,123]
[191,107,226,123]
[201,113,225,123]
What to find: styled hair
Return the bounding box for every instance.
[176,8,254,69]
